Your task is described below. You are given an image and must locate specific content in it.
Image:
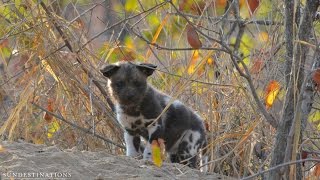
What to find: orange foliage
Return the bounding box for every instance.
[44,98,54,123]
[265,80,280,109]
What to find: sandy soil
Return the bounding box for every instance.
[0,141,231,180]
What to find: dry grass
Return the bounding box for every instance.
[0,0,320,178]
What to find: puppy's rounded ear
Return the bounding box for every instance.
[137,63,157,76]
[100,64,120,78]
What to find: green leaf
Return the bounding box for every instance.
[125,0,138,12]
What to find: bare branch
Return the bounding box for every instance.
[32,103,125,149]
[241,158,320,180]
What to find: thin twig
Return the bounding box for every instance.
[169,12,283,26]
[241,158,320,180]
[32,103,125,149]
[40,1,115,111]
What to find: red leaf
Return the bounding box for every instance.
[312,69,320,88]
[186,24,202,49]
[44,98,54,123]
[247,0,260,15]
[301,150,308,166]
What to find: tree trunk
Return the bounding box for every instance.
[268,0,319,179]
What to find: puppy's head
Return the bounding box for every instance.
[100,62,157,106]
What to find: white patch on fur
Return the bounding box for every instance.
[143,124,159,160]
[115,105,143,129]
[143,143,151,160]
[124,132,139,157]
[184,130,201,156]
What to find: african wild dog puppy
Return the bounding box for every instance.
[100,61,207,170]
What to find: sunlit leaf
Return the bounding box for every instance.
[41,60,59,82]
[258,32,269,42]
[186,24,202,49]
[47,119,60,139]
[125,0,138,12]
[207,57,214,65]
[308,111,320,123]
[188,50,200,74]
[151,140,163,167]
[265,80,280,109]
[146,14,170,59]
[124,36,135,50]
[230,33,253,65]
[147,14,161,28]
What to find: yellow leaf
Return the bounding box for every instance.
[265,80,281,109]
[207,57,214,65]
[258,32,269,42]
[41,60,59,82]
[266,89,279,108]
[125,0,138,12]
[151,140,163,167]
[47,119,60,139]
[308,111,320,123]
[145,14,170,59]
[187,50,200,75]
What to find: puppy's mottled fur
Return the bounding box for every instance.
[101,62,207,170]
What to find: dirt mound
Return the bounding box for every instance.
[0,141,230,180]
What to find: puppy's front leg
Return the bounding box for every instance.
[143,124,163,160]
[124,132,141,157]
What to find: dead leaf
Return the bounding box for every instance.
[186,24,202,49]
[247,0,260,15]
[44,98,54,123]
[312,69,320,89]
